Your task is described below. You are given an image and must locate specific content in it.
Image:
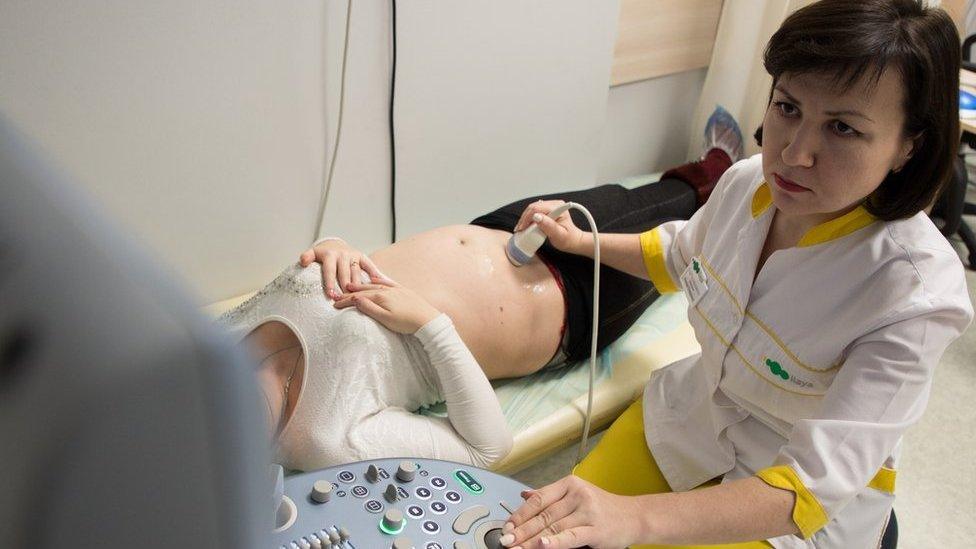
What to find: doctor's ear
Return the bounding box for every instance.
[892,132,924,174]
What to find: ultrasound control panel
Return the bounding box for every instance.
[271,458,529,549]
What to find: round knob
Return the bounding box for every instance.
[392,536,413,549]
[382,508,405,533]
[310,480,333,503]
[484,527,505,549]
[395,461,417,482]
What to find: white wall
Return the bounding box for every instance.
[0,1,706,303]
[598,69,706,183]
[0,0,328,302]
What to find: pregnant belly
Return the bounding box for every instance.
[369,225,565,379]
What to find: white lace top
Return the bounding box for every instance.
[217,264,513,471]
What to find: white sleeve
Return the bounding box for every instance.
[637,159,743,293]
[756,295,973,538]
[357,314,513,468]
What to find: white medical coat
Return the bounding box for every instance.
[638,154,973,548]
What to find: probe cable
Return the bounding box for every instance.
[563,203,601,466]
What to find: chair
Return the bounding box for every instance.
[881,509,899,549]
[939,34,976,270]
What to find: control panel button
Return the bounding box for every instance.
[327,529,340,544]
[454,542,473,549]
[338,526,351,541]
[445,490,461,504]
[337,470,356,483]
[452,504,490,535]
[351,485,369,498]
[425,541,444,549]
[392,536,414,549]
[414,486,432,500]
[365,499,385,514]
[310,480,333,503]
[453,469,484,495]
[407,504,425,518]
[422,520,440,534]
[384,483,401,503]
[310,535,323,549]
[430,476,447,489]
[381,508,406,535]
[396,460,418,482]
[366,464,381,483]
[429,500,447,515]
[483,527,504,549]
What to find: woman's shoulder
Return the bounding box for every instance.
[866,214,973,325]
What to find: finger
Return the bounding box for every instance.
[515,200,552,232]
[508,479,570,527]
[349,258,363,288]
[333,291,379,309]
[360,257,394,285]
[528,525,595,549]
[321,254,340,299]
[345,282,391,293]
[347,294,391,322]
[337,254,352,292]
[299,249,315,267]
[506,497,578,547]
[532,213,565,240]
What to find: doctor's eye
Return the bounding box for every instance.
[773,101,799,118]
[829,120,862,138]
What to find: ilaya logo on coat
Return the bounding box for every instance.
[763,357,813,389]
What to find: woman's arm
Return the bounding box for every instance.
[504,474,796,548]
[335,282,513,466]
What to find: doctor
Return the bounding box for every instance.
[501,1,973,548]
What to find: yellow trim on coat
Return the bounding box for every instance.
[698,257,839,374]
[756,465,829,539]
[639,228,680,293]
[693,307,822,397]
[750,181,877,246]
[751,181,773,218]
[796,205,877,247]
[868,467,897,494]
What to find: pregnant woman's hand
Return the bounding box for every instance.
[513,200,588,255]
[333,281,440,334]
[299,238,390,300]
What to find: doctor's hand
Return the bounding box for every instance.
[513,200,588,256]
[299,238,391,300]
[502,475,644,549]
[333,282,440,335]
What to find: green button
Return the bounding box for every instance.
[454,470,485,495]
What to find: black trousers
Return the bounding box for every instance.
[470,178,697,366]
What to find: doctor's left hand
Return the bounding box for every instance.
[333,281,440,335]
[502,475,644,549]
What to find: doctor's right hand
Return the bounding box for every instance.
[513,200,588,256]
[299,238,390,300]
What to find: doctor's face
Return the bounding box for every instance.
[760,70,916,223]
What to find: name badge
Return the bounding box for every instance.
[680,257,708,305]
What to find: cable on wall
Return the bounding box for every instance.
[389,0,398,243]
[313,0,354,243]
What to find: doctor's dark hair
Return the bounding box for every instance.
[752,0,960,220]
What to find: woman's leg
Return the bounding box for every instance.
[574,399,772,549]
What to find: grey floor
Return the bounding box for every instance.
[512,188,976,549]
